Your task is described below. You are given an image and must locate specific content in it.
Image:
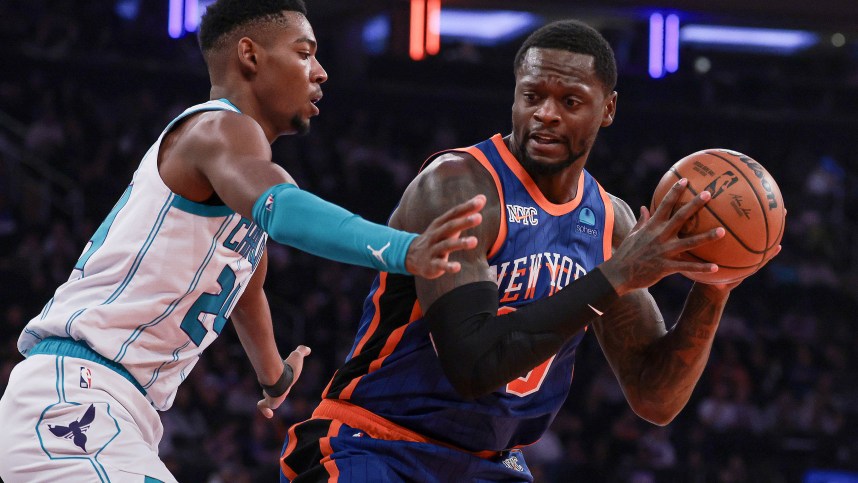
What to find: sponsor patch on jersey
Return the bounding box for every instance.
[80,366,93,389]
[507,204,538,226]
[578,207,596,226]
[576,206,599,237]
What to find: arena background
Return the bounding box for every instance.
[2,1,858,481]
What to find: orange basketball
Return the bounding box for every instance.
[650,149,786,284]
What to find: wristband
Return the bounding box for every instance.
[260,361,294,398]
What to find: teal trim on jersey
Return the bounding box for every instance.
[163,106,229,134]
[143,341,189,389]
[24,327,44,341]
[170,195,234,217]
[103,194,174,306]
[65,308,86,336]
[40,297,55,320]
[113,216,234,364]
[76,184,133,274]
[29,337,147,396]
[34,356,117,483]
[217,98,241,112]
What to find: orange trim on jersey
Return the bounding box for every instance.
[459,145,507,259]
[352,272,388,358]
[368,302,421,373]
[490,134,586,216]
[319,420,343,482]
[279,423,301,480]
[339,273,389,400]
[340,301,422,400]
[321,370,337,399]
[597,182,615,262]
[313,399,503,460]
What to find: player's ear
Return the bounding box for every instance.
[237,37,259,75]
[601,91,617,127]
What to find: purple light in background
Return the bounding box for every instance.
[680,25,818,52]
[649,13,664,78]
[664,14,679,73]
[184,0,198,32]
[168,0,183,38]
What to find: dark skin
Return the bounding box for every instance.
[156,11,484,417]
[392,47,780,425]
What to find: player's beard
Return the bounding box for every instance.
[517,138,587,176]
[291,114,310,135]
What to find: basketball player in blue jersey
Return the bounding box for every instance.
[280,20,781,482]
[0,1,485,481]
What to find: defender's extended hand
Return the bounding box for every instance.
[405,195,486,279]
[257,345,311,419]
[601,179,726,296]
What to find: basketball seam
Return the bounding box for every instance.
[706,151,777,251]
[667,166,765,257]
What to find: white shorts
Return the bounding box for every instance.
[0,354,178,483]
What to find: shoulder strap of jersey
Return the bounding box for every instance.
[419,140,507,259]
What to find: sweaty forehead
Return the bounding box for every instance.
[517,48,596,85]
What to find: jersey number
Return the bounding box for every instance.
[180,266,241,346]
[499,306,557,397]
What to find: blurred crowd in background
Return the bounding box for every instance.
[2,1,858,482]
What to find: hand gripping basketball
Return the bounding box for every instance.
[650,149,786,284]
[600,179,726,296]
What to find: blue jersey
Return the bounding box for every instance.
[321,134,614,452]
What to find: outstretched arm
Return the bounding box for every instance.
[592,193,744,425]
[158,109,482,278]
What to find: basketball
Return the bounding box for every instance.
[650,149,786,284]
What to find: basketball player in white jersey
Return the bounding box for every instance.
[0,1,486,481]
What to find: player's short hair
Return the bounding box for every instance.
[513,20,617,92]
[198,0,307,53]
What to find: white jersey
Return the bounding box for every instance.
[18,99,267,411]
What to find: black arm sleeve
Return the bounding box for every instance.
[423,267,619,400]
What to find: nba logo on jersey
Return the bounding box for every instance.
[80,367,93,389]
[264,193,275,211]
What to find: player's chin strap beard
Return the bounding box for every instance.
[517,139,585,176]
[291,114,310,135]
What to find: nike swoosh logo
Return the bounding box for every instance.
[587,304,604,316]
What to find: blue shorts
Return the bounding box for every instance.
[280,403,532,483]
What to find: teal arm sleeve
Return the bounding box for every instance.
[252,184,418,274]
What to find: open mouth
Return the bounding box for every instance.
[530,132,562,144]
